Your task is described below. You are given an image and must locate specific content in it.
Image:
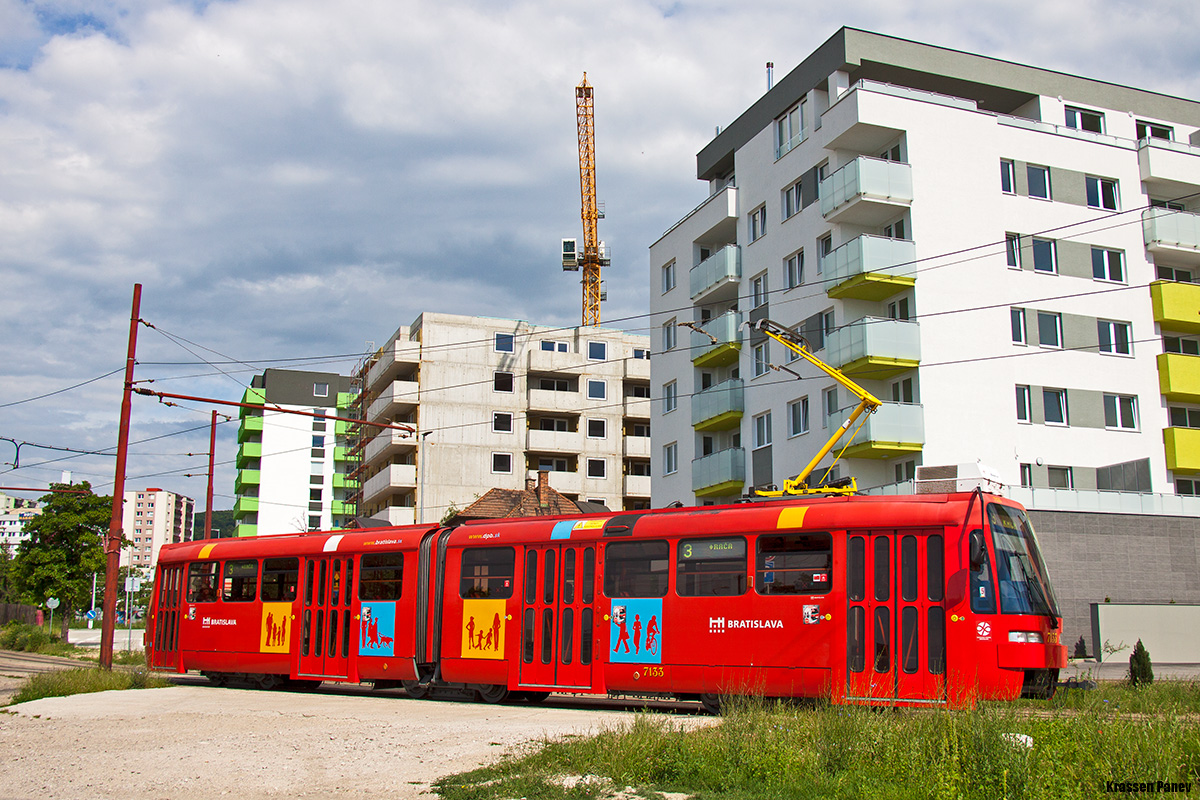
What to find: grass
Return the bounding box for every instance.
[434,690,1200,800]
[7,667,171,706]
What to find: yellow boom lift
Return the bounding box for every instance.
[750,319,883,497]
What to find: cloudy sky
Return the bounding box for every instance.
[2,0,1198,514]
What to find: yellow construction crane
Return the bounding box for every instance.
[562,73,609,327]
[750,319,883,497]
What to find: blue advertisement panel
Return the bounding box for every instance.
[609,598,662,664]
[359,601,396,657]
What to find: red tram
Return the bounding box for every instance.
[146,491,1066,710]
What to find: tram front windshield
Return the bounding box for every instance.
[987,504,1060,618]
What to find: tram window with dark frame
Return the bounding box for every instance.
[459,547,515,599]
[603,540,668,598]
[676,537,747,597]
[755,533,832,594]
[187,562,220,603]
[359,552,404,600]
[260,558,299,602]
[222,559,258,602]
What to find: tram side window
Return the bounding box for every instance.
[360,552,404,601]
[604,541,669,598]
[222,559,258,602]
[677,537,747,597]
[261,558,300,602]
[187,562,219,603]
[756,533,832,595]
[460,547,515,599]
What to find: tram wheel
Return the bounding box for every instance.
[256,674,281,690]
[521,691,550,704]
[476,684,509,704]
[402,680,430,699]
[698,693,722,715]
[202,671,228,687]
[287,679,322,692]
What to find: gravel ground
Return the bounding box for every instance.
[0,684,700,800]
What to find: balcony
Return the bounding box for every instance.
[1164,427,1200,474]
[624,357,651,380]
[1138,138,1200,199]
[364,429,416,464]
[528,347,585,374]
[526,428,580,453]
[330,500,354,517]
[690,312,743,368]
[236,442,262,469]
[1144,208,1200,268]
[691,379,745,432]
[367,379,420,421]
[362,464,418,506]
[825,317,920,380]
[331,472,358,490]
[233,496,259,518]
[540,470,582,495]
[1158,353,1200,403]
[237,415,263,443]
[623,394,651,418]
[234,469,260,494]
[374,506,416,527]
[527,387,580,413]
[1150,279,1200,334]
[234,523,258,538]
[827,402,924,459]
[690,245,741,303]
[624,474,651,497]
[624,436,651,459]
[819,156,913,226]
[659,183,738,247]
[692,447,746,498]
[824,235,916,301]
[367,337,421,389]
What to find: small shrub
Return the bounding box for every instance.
[0,622,52,653]
[9,668,170,705]
[1130,639,1154,687]
[1072,635,1088,659]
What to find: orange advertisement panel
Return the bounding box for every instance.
[260,603,292,653]
[461,599,506,660]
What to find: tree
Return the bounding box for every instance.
[12,482,114,639]
[1129,639,1154,687]
[0,543,16,604]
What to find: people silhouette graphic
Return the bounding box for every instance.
[633,614,642,654]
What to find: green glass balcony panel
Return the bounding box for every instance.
[691,312,744,368]
[690,245,741,301]
[692,447,745,497]
[691,379,745,431]
[827,402,924,459]
[825,317,920,380]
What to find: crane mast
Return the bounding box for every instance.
[575,74,602,327]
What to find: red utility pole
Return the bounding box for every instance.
[101,284,141,670]
[205,410,217,539]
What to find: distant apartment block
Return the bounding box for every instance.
[0,492,41,549]
[121,488,194,572]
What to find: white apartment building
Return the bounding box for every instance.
[0,492,40,549]
[650,28,1200,507]
[121,488,194,571]
[355,312,652,524]
[234,370,357,537]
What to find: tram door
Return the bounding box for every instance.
[150,564,184,670]
[519,545,596,689]
[298,556,353,679]
[846,530,946,703]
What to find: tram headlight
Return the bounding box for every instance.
[1008,631,1043,644]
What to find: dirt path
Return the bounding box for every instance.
[0,685,703,800]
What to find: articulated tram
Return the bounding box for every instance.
[146,491,1066,710]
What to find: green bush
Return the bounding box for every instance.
[0,621,53,652]
[1130,639,1154,687]
[9,667,170,705]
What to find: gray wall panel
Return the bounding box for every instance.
[1058,240,1094,279]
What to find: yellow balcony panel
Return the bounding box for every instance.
[841,441,923,460]
[694,480,744,499]
[692,342,740,369]
[827,272,915,302]
[1164,427,1200,473]
[694,410,742,432]
[839,356,920,381]
[1150,280,1200,334]
[1158,353,1200,403]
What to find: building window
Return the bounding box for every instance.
[1137,120,1173,141]
[1176,478,1197,496]
[1019,463,1033,488]
[1086,176,1119,211]
[662,319,677,352]
[1158,266,1194,282]
[586,380,606,400]
[491,453,512,474]
[887,297,911,321]
[891,377,915,404]
[1016,385,1032,423]
[823,387,839,427]
[1104,394,1138,430]
[882,217,906,240]
[1000,159,1015,194]
[788,397,809,437]
[661,259,678,293]
[751,272,769,308]
[775,101,805,156]
[1092,248,1125,282]
[540,340,568,353]
[1027,165,1051,200]
[1011,308,1027,345]
[494,332,515,353]
[493,371,514,393]
[1098,320,1132,355]
[1043,388,1068,426]
[1005,233,1021,268]
[1164,336,1200,356]
[749,205,767,242]
[1047,466,1074,489]
[663,443,678,475]
[1037,312,1062,348]
[894,459,916,483]
[311,435,325,449]
[586,458,607,479]
[785,250,804,289]
[1031,238,1056,273]
[1065,106,1104,133]
[633,348,650,360]
[538,457,569,472]
[663,381,677,414]
[586,418,606,439]
[783,179,803,219]
[753,342,769,377]
[539,377,570,392]
[753,412,773,449]
[492,412,513,433]
[313,382,329,398]
[588,341,607,361]
[817,234,832,273]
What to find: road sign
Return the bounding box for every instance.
[85,609,97,620]
[124,577,142,593]
[45,597,60,609]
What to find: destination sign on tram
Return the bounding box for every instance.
[678,539,746,561]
